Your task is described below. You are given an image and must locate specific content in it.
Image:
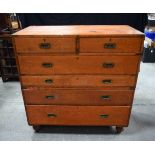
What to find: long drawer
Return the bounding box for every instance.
[26,105,131,126]
[18,55,140,75]
[21,75,136,87]
[14,37,76,53]
[80,37,142,53]
[23,89,134,106]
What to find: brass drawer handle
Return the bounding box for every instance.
[47,113,57,118]
[45,79,53,84]
[39,43,51,49]
[100,114,109,118]
[42,63,53,68]
[104,43,116,49]
[101,95,110,100]
[46,95,55,99]
[102,79,112,84]
[103,63,114,68]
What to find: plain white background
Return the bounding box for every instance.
[0,0,155,12]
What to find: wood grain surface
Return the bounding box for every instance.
[14,37,76,53]
[80,37,142,53]
[18,55,140,75]
[13,25,144,36]
[23,88,134,106]
[21,75,136,87]
[26,105,131,126]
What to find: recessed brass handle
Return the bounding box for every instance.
[102,79,112,84]
[100,114,109,118]
[46,95,55,99]
[103,63,114,68]
[42,63,53,68]
[104,43,116,49]
[47,113,57,118]
[39,43,51,49]
[45,79,53,84]
[101,95,110,100]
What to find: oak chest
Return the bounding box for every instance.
[13,25,144,133]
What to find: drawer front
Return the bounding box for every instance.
[23,89,134,106]
[21,75,136,87]
[26,105,131,126]
[80,37,142,53]
[18,55,140,75]
[14,37,76,53]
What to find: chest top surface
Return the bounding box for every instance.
[13,25,144,37]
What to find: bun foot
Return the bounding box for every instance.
[115,126,124,134]
[33,125,41,132]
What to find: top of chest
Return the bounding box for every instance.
[13,25,143,37]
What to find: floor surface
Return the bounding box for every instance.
[0,63,155,141]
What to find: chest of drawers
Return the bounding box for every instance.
[13,25,144,133]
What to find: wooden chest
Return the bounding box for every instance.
[13,25,144,133]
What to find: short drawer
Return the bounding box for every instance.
[26,105,131,126]
[21,75,136,87]
[18,55,140,75]
[23,89,134,106]
[80,37,143,53]
[14,37,76,53]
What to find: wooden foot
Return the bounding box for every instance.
[33,125,41,132]
[115,126,124,134]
